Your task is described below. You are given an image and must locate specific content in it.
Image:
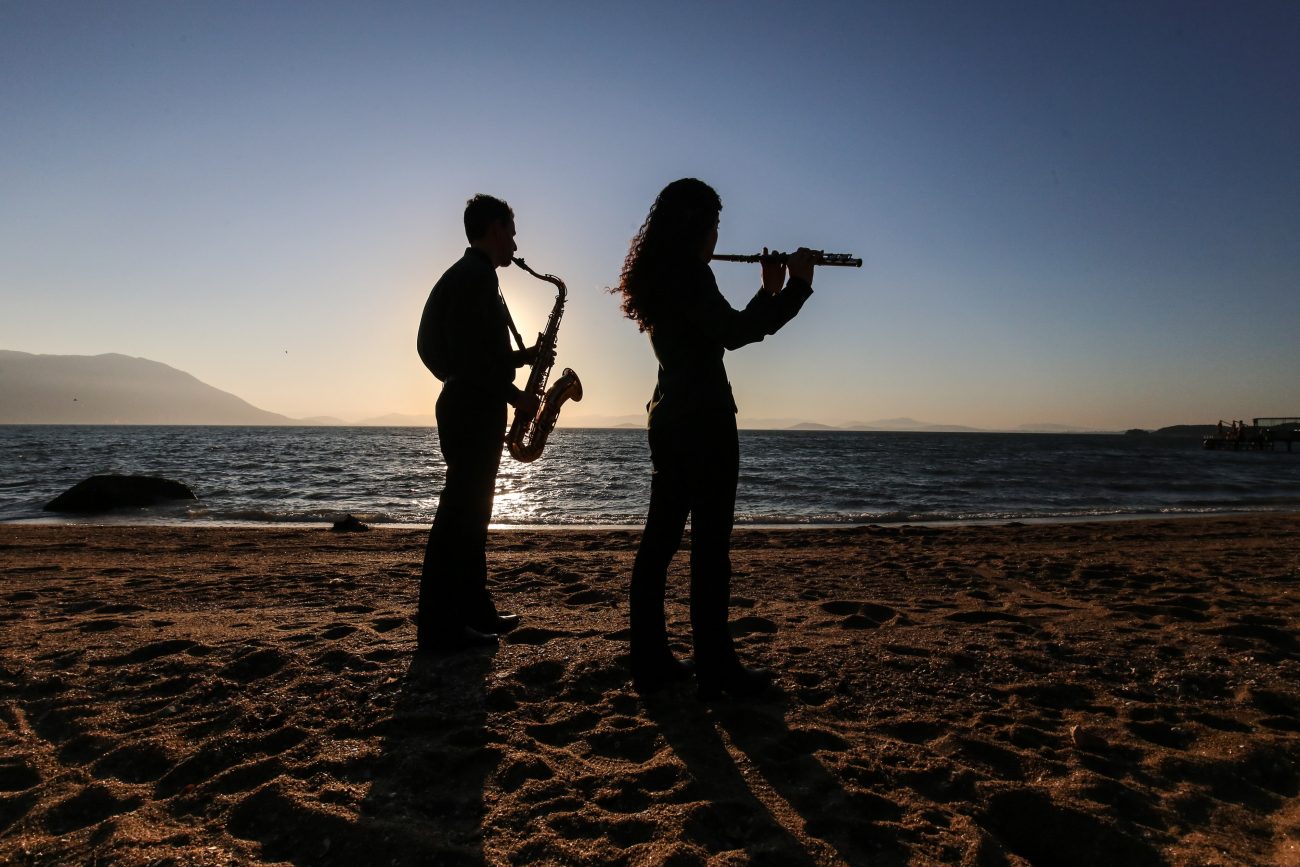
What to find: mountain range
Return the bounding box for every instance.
[0,351,296,425]
[0,351,1185,432]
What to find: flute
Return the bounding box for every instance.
[712,250,862,267]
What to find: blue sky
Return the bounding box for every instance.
[3,1,1297,428]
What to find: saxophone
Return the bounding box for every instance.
[505,257,583,462]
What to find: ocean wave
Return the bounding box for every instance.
[4,427,1299,528]
[198,508,402,524]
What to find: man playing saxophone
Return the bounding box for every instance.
[415,194,550,653]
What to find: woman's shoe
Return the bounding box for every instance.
[696,663,773,701]
[631,654,694,694]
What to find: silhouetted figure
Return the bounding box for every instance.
[416,194,544,652]
[612,178,816,697]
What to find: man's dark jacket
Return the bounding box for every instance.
[417,247,521,405]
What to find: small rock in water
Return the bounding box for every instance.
[331,514,370,533]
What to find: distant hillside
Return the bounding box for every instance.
[0,351,294,425]
[1152,424,1217,437]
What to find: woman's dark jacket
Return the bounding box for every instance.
[645,260,812,427]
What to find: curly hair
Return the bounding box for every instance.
[610,178,721,332]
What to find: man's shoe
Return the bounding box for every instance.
[417,625,500,653]
[696,663,773,701]
[471,612,521,634]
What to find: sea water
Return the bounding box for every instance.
[2,425,1298,526]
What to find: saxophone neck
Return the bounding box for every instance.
[512,256,567,299]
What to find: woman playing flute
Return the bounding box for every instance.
[612,178,816,698]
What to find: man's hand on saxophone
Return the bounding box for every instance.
[512,390,540,422]
[511,340,555,369]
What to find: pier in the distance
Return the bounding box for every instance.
[1203,418,1300,452]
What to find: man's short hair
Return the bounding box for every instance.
[464,194,513,241]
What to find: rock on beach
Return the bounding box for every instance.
[44,474,198,513]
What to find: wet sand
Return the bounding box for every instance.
[1,516,1298,865]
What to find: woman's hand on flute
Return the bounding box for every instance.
[786,247,816,286]
[760,247,785,295]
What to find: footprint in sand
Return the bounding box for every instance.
[92,741,174,784]
[1126,720,1196,749]
[155,743,248,799]
[42,784,142,835]
[564,589,610,606]
[363,648,402,663]
[730,615,778,636]
[314,649,378,673]
[978,788,1163,866]
[516,659,566,686]
[631,762,687,796]
[371,616,406,633]
[595,781,652,814]
[220,648,288,682]
[333,603,375,614]
[506,627,570,646]
[944,610,1025,625]
[820,600,898,629]
[1245,687,1300,720]
[96,603,145,615]
[249,725,310,756]
[321,624,358,640]
[0,758,41,792]
[106,639,200,665]
[588,719,662,762]
[1011,682,1095,710]
[78,618,127,633]
[497,756,554,792]
[142,675,195,699]
[1208,620,1298,659]
[884,643,930,658]
[61,599,105,614]
[877,719,948,743]
[913,597,960,611]
[525,709,600,746]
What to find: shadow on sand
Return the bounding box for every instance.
[645,687,908,865]
[226,649,496,866]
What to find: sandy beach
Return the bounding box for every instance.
[1,515,1298,865]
